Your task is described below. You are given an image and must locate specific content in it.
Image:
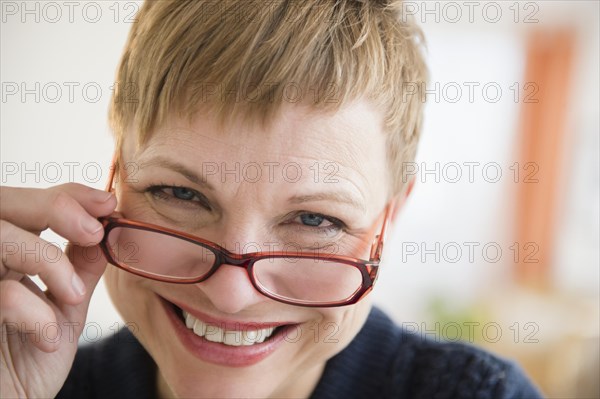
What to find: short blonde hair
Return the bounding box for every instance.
[109,0,427,196]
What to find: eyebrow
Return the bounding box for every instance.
[289,192,365,213]
[137,156,214,190]
[136,155,365,212]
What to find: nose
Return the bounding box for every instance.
[196,215,271,314]
[195,262,266,314]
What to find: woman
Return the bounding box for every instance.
[1,1,542,397]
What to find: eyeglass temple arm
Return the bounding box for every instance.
[370,178,415,262]
[369,202,394,261]
[105,153,118,192]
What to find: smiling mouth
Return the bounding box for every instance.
[170,303,286,347]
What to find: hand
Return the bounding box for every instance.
[0,184,117,398]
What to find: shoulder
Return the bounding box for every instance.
[311,307,543,399]
[56,327,156,399]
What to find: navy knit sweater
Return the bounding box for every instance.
[57,307,543,398]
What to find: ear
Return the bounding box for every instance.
[391,176,415,223]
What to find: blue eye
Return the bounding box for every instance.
[172,187,196,201]
[146,185,211,210]
[300,213,325,227]
[292,212,346,238]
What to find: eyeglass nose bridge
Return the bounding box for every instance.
[195,250,254,286]
[210,251,255,274]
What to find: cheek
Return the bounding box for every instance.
[104,267,154,333]
[103,266,122,303]
[114,189,152,219]
[309,300,372,359]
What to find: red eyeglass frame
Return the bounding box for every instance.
[98,158,393,307]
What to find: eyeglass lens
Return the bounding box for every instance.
[106,227,364,303]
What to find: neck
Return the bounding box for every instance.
[156,372,175,399]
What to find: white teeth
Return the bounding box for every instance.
[254,333,267,344]
[183,311,195,329]
[182,309,278,346]
[243,329,258,345]
[223,330,243,346]
[204,326,224,343]
[193,318,207,336]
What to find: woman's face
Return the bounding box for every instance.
[104,99,391,398]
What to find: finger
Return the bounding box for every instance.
[0,184,116,245]
[60,242,108,322]
[1,221,85,305]
[20,274,47,301]
[0,279,59,353]
[53,183,117,218]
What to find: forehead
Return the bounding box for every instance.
[125,100,390,213]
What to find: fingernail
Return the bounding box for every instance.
[82,217,103,235]
[72,273,86,296]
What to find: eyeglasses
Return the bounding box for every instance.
[98,159,393,307]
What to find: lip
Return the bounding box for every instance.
[158,295,300,367]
